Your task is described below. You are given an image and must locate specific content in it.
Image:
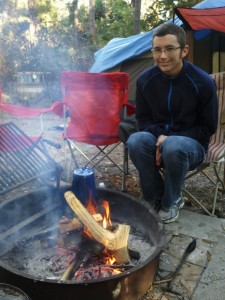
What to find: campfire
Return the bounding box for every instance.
[57,190,132,281]
[1,190,153,283]
[0,186,165,300]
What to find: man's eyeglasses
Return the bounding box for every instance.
[151,46,181,55]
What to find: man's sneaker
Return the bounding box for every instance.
[158,197,185,223]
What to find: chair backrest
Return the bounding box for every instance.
[61,71,129,146]
[204,72,225,162]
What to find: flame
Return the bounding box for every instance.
[101,199,112,228]
[102,250,122,274]
[83,196,119,268]
[85,196,112,229]
[85,192,98,215]
[102,249,116,265]
[106,255,116,265]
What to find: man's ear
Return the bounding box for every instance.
[182,45,189,58]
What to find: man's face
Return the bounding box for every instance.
[152,34,189,77]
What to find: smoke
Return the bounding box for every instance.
[0,186,64,257]
[0,1,94,108]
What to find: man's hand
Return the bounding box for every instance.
[156,135,167,166]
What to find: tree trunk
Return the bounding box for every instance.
[71,0,79,27]
[27,0,38,44]
[71,0,79,49]
[132,0,141,34]
[89,0,96,43]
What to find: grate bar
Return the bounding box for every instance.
[0,122,60,195]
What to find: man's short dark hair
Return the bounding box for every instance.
[152,23,186,48]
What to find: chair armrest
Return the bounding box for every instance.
[124,103,136,116]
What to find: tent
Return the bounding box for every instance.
[174,6,225,32]
[90,0,225,100]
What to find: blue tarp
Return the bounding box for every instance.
[90,0,225,73]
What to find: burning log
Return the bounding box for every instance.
[17,224,60,246]
[64,191,130,264]
[59,216,140,261]
[59,251,91,281]
[60,258,77,281]
[59,216,82,233]
[59,239,104,281]
[59,214,103,233]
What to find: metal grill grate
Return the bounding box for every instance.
[0,122,61,195]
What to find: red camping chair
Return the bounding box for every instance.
[0,92,62,195]
[60,71,133,191]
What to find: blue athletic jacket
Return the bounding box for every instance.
[135,60,218,151]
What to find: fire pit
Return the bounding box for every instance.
[0,185,165,300]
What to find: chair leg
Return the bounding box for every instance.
[214,162,225,191]
[66,139,79,169]
[92,144,123,172]
[122,144,128,192]
[64,139,79,182]
[211,161,225,215]
[223,160,225,189]
[182,187,214,216]
[66,139,121,190]
[212,181,220,215]
[183,160,225,216]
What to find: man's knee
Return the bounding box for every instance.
[127,132,154,149]
[162,137,187,160]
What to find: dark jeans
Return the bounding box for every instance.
[127,132,205,209]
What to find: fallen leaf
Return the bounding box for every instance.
[202,239,212,244]
[207,251,212,261]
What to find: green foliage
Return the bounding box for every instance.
[84,0,134,47]
[76,0,134,48]
[0,0,205,82]
[142,0,202,31]
[95,0,106,19]
[36,0,59,27]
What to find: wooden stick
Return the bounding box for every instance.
[60,250,92,281]
[59,214,103,233]
[64,191,130,264]
[60,259,76,281]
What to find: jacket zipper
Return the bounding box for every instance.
[166,80,174,133]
